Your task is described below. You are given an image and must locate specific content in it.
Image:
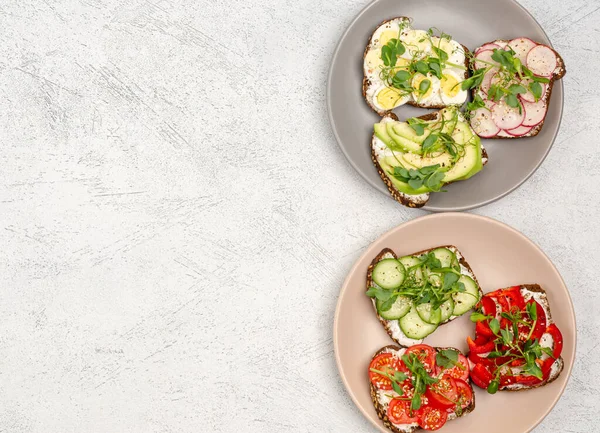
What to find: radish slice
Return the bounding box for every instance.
[475,43,501,55]
[507,38,537,63]
[485,99,496,110]
[480,68,499,94]
[491,100,525,130]
[522,99,547,127]
[506,124,534,136]
[474,49,497,70]
[526,45,557,77]
[471,107,500,138]
[519,78,547,103]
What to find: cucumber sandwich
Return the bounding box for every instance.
[366,246,482,347]
[371,107,487,208]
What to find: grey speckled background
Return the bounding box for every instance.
[0,0,598,432]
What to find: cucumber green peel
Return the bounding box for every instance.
[367,249,480,321]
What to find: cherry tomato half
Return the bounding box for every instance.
[369,353,402,390]
[436,353,470,382]
[417,405,448,431]
[426,375,458,410]
[387,398,418,425]
[454,379,473,410]
[405,344,437,372]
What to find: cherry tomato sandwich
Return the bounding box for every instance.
[369,344,474,432]
[467,284,564,392]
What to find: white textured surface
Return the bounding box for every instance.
[0,0,599,432]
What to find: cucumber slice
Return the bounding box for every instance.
[439,298,454,322]
[431,248,457,269]
[377,296,412,320]
[399,305,439,339]
[452,276,480,316]
[399,256,423,283]
[372,259,406,289]
[416,303,442,325]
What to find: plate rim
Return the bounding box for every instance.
[332,212,577,433]
[326,0,565,212]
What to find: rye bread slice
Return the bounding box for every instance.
[367,246,482,347]
[371,111,489,208]
[370,345,476,433]
[471,40,565,139]
[363,17,471,116]
[470,284,565,392]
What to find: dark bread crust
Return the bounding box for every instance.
[369,345,476,433]
[366,246,483,347]
[371,112,488,208]
[362,17,471,115]
[471,40,565,139]
[474,284,565,392]
[371,112,429,208]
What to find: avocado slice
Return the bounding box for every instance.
[391,122,431,144]
[380,160,429,195]
[443,140,479,182]
[400,152,453,170]
[460,137,484,180]
[374,123,397,148]
[386,123,422,153]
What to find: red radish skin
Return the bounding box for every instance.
[520,78,547,103]
[480,69,499,94]
[491,100,525,130]
[471,107,500,138]
[507,124,534,136]
[522,99,547,127]
[508,37,538,62]
[527,45,557,77]
[484,99,496,110]
[475,43,501,55]
[474,50,497,70]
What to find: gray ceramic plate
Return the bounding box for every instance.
[327,0,564,211]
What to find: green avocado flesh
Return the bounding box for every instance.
[379,160,429,195]
[373,108,484,195]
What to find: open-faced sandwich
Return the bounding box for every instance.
[467,285,564,392]
[464,39,565,138]
[372,106,487,208]
[363,18,469,115]
[366,246,482,347]
[369,344,475,432]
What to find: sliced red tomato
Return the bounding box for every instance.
[546,324,563,359]
[417,405,448,431]
[405,344,436,372]
[387,398,418,425]
[454,379,473,410]
[426,375,459,410]
[475,320,494,338]
[467,336,494,354]
[470,363,494,389]
[369,353,402,390]
[437,353,469,381]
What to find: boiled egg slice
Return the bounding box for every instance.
[403,30,432,56]
[431,37,466,65]
[373,85,410,111]
[411,73,441,103]
[440,71,468,105]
